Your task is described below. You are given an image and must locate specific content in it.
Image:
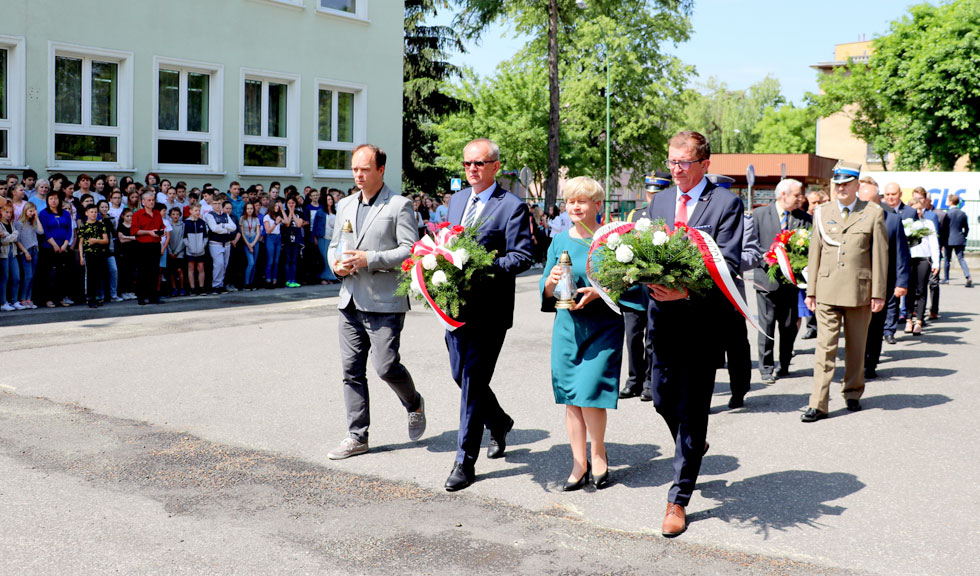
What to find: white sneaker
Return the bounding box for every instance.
[0,303,14,311]
[111,296,124,302]
[327,437,369,460]
[64,298,74,305]
[12,302,27,310]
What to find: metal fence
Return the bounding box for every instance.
[962,199,979,250]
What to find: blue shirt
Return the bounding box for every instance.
[434,205,449,223]
[38,208,73,249]
[229,196,246,221]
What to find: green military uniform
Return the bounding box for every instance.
[806,200,888,412]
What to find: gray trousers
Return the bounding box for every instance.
[339,304,419,443]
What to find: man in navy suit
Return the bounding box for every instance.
[882,182,917,334]
[645,131,744,537]
[443,138,533,492]
[943,193,972,287]
[859,178,910,378]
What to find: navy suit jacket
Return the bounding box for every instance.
[893,202,918,221]
[645,180,744,367]
[448,183,533,330]
[883,209,911,291]
[946,206,970,246]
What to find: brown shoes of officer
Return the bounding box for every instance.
[662,503,687,537]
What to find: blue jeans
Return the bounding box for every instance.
[283,242,300,283]
[0,255,20,305]
[264,234,282,282]
[243,234,259,286]
[18,246,38,302]
[942,245,971,281]
[318,237,337,281]
[97,255,119,300]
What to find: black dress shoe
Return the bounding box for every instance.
[487,416,514,459]
[563,463,591,492]
[618,388,642,399]
[592,467,610,490]
[444,462,475,492]
[728,395,744,409]
[864,367,878,380]
[846,399,862,412]
[639,392,653,402]
[801,408,828,422]
[776,368,791,378]
[884,334,897,345]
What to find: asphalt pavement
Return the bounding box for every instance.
[1,265,977,575]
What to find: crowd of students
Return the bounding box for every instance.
[0,169,386,311]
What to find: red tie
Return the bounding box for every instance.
[676,193,691,226]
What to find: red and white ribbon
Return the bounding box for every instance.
[682,225,769,337]
[410,227,467,331]
[771,242,798,285]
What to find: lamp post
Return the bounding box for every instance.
[576,1,611,222]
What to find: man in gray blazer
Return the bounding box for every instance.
[326,144,426,459]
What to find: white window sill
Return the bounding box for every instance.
[239,168,303,178]
[47,164,136,173]
[316,7,369,24]
[256,0,305,10]
[0,164,31,170]
[154,167,228,176]
[313,169,353,179]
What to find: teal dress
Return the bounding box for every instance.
[540,231,624,409]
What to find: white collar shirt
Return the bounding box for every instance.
[677,177,708,219]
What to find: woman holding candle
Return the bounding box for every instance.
[541,176,624,491]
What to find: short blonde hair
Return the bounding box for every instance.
[563,176,604,203]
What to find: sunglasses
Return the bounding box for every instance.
[462,160,497,167]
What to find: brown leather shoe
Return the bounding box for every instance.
[662,503,687,537]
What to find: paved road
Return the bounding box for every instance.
[1,268,977,575]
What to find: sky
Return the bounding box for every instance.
[428,0,922,104]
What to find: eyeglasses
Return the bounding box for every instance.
[665,159,704,170]
[462,160,497,167]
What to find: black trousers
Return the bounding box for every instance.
[723,304,751,399]
[755,285,799,375]
[38,248,70,304]
[909,257,931,321]
[621,305,649,393]
[83,253,107,303]
[135,242,160,301]
[866,305,887,370]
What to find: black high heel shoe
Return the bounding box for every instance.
[563,463,591,492]
[591,468,610,490]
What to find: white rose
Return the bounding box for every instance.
[615,244,635,263]
[606,233,621,249]
[421,254,438,270]
[454,248,469,266]
[431,270,448,286]
[634,218,652,233]
[652,230,669,246]
[911,220,924,232]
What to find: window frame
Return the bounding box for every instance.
[314,78,367,179]
[0,35,26,169]
[152,56,224,175]
[239,68,301,177]
[258,0,306,9]
[47,41,133,172]
[315,0,369,23]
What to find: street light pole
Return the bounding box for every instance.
[577,1,612,222]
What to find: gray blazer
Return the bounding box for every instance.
[328,184,416,313]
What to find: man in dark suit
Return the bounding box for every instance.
[619,171,671,401]
[752,178,812,384]
[942,193,972,287]
[645,131,744,537]
[881,182,917,334]
[859,178,910,378]
[442,138,533,492]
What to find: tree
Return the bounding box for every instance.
[403,0,468,196]
[674,75,784,154]
[811,0,980,170]
[751,104,817,154]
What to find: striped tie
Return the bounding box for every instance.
[780,210,789,230]
[463,196,480,228]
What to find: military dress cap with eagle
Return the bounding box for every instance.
[645,170,672,193]
[830,160,862,184]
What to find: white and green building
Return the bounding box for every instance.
[0,0,403,191]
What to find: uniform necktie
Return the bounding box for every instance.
[676,193,691,226]
[463,195,480,228]
[780,210,789,230]
[841,206,850,222]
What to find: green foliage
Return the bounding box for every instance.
[764,228,810,287]
[591,219,713,303]
[403,0,469,196]
[395,225,497,318]
[751,104,817,154]
[811,0,980,170]
[672,75,785,154]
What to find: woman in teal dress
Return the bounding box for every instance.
[541,176,624,491]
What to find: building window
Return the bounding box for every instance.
[153,57,223,173]
[0,36,24,168]
[49,43,132,170]
[315,80,366,178]
[317,0,368,20]
[241,69,300,175]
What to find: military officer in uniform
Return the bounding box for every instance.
[620,171,672,400]
[802,161,888,422]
